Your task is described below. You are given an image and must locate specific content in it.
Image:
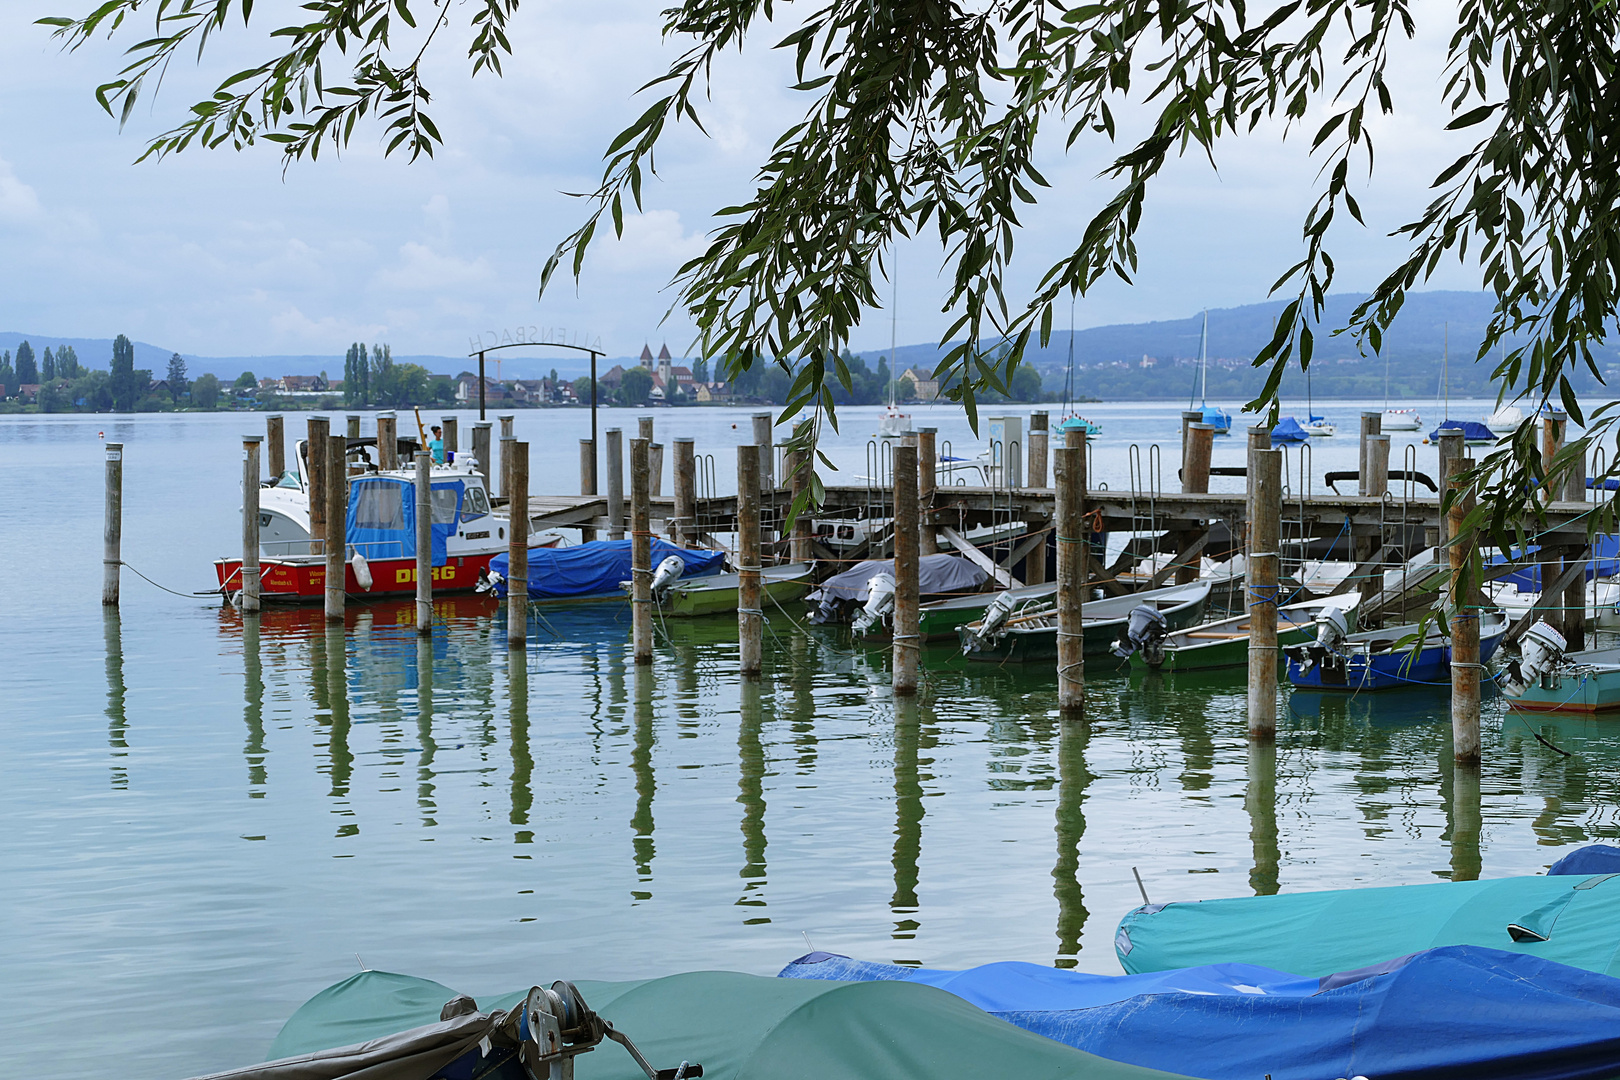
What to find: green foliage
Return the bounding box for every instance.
[15,341,36,385]
[572,377,597,406]
[41,347,56,381]
[55,345,82,381]
[109,335,138,411]
[192,372,222,409]
[692,357,709,384]
[0,351,13,397]
[233,370,257,390]
[616,366,653,406]
[166,352,189,399]
[344,342,372,405]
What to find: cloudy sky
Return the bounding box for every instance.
[0,1,1481,360]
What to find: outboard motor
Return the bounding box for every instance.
[1500,620,1568,698]
[1111,604,1168,661]
[962,591,1019,653]
[851,572,897,633]
[650,555,687,603]
[476,567,504,595]
[1289,606,1350,676]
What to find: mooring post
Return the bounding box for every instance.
[649,443,665,498]
[631,438,653,665]
[325,434,347,622]
[738,443,764,677]
[415,450,432,636]
[1358,411,1383,495]
[673,438,696,546]
[606,427,625,541]
[1564,421,1589,650]
[242,435,262,613]
[1063,425,1090,583]
[1177,422,1215,584]
[917,427,938,556]
[1542,410,1566,502]
[499,413,515,440]
[893,443,920,695]
[1366,433,1391,497]
[786,445,813,563]
[346,414,361,440]
[577,438,598,543]
[307,416,330,556]
[1180,410,1203,478]
[266,414,285,482]
[441,416,458,455]
[507,441,529,649]
[752,413,775,490]
[1029,411,1049,489]
[1437,428,1464,549]
[1248,447,1282,740]
[1055,443,1084,710]
[1449,454,1480,761]
[495,414,514,493]
[471,421,492,491]
[103,441,123,606]
[638,415,654,444]
[376,412,397,470]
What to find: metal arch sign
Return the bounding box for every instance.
[468,326,604,354]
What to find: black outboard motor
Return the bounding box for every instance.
[1111,604,1168,662]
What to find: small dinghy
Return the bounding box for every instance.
[1499,620,1620,713]
[1131,593,1362,674]
[1284,609,1507,691]
[958,581,1209,664]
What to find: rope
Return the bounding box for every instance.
[116,560,215,599]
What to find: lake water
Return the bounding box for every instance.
[2,401,1612,1079]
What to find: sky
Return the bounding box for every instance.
[0,0,1484,362]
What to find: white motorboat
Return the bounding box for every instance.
[1381,409,1421,431]
[1484,404,1525,429]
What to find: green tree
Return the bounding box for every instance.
[572,377,597,406]
[344,342,371,404]
[192,372,222,408]
[55,345,81,380]
[1009,365,1043,403]
[691,357,709,384]
[166,353,188,400]
[0,351,12,397]
[15,341,36,385]
[72,370,114,411]
[41,347,55,381]
[109,334,139,411]
[234,371,257,390]
[616,366,653,406]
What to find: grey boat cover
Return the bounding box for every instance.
[808,554,988,603]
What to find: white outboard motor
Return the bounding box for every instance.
[650,555,687,603]
[1500,620,1568,698]
[1291,606,1350,676]
[476,567,504,595]
[963,591,1019,653]
[852,572,897,633]
[1112,604,1168,661]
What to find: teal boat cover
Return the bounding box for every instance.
[489,539,725,601]
[185,969,1187,1080]
[1115,870,1620,978]
[783,946,1620,1080]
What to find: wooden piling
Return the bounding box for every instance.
[1177,422,1215,584]
[499,413,515,440]
[266,415,285,481]
[415,450,432,636]
[1247,448,1282,740]
[441,416,458,454]
[1063,425,1090,583]
[1180,410,1203,476]
[650,443,665,498]
[673,438,696,546]
[631,438,653,665]
[893,443,920,695]
[1055,444,1084,711]
[578,438,598,543]
[1449,454,1480,762]
[103,441,123,606]
[606,427,625,541]
[1358,412,1383,495]
[638,416,654,443]
[787,445,813,562]
[1564,426,1589,651]
[1437,428,1464,549]
[507,441,529,649]
[242,435,262,613]
[1029,412,1049,490]
[346,414,361,440]
[1542,410,1566,501]
[471,421,492,491]
[377,412,397,470]
[325,434,347,622]
[307,416,329,556]
[499,414,515,495]
[1366,433,1391,497]
[1248,424,1272,455]
[738,443,764,677]
[917,427,938,556]
[752,413,775,492]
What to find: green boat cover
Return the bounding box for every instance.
[1116,872,1620,978]
[236,968,1188,1080]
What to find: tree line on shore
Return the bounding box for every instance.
[0,336,228,412]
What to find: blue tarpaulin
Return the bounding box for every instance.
[1270,416,1309,442]
[1487,536,1620,593]
[489,539,725,601]
[345,475,461,566]
[1551,844,1620,876]
[781,947,1620,1080]
[1429,419,1498,442]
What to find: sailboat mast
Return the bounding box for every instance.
[889,253,898,408]
[1443,321,1449,422]
[1199,310,1209,406]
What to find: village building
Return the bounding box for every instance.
[899,367,940,401]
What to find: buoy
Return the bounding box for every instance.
[351,550,374,591]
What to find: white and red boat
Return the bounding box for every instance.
[215,437,562,603]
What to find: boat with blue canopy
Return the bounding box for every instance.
[782,945,1620,1080]
[1187,311,1231,434]
[1427,418,1498,445]
[1268,416,1309,443]
[486,538,725,604]
[1114,847,1620,979]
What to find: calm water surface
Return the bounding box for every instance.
[2,404,1614,1079]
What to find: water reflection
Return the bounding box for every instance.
[1246,741,1279,895]
[324,621,355,835]
[737,679,768,921]
[1053,716,1091,966]
[243,614,266,797]
[1450,759,1482,881]
[416,636,438,827]
[892,697,925,946]
[511,650,534,846]
[104,608,127,790]
[629,666,654,894]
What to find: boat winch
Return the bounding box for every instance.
[1499,620,1568,698]
[507,980,700,1080]
[650,555,688,603]
[852,571,897,633]
[1111,604,1168,662]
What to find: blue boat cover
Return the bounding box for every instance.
[1200,406,1231,431]
[345,476,461,566]
[1551,844,1620,876]
[780,947,1620,1080]
[1429,419,1498,442]
[488,539,724,600]
[1487,536,1620,593]
[1270,416,1309,442]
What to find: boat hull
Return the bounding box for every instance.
[1287,621,1505,691]
[665,571,814,617]
[964,590,1208,664]
[1133,597,1362,673]
[215,552,497,602]
[1509,676,1620,714]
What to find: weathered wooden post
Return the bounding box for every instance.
[440,416,458,455]
[1177,422,1215,584]
[738,444,764,677]
[638,415,654,443]
[1542,409,1566,501]
[471,421,492,490]
[346,414,361,439]
[1358,411,1383,495]
[893,443,920,695]
[266,414,285,481]
[242,435,262,613]
[787,445,814,563]
[1181,410,1203,476]
[578,438,598,543]
[752,413,775,491]
[1248,447,1282,740]
[307,416,329,556]
[1055,443,1084,711]
[103,441,123,606]
[1028,412,1049,489]
[1437,427,1464,549]
[507,441,529,649]
[917,427,938,556]
[499,413,515,440]
[1449,454,1480,762]
[606,427,625,541]
[1064,425,1090,584]
[415,450,432,636]
[1366,433,1391,497]
[631,438,653,665]
[325,434,348,622]
[1565,423,1589,651]
[649,443,665,497]
[376,412,397,470]
[673,438,696,545]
